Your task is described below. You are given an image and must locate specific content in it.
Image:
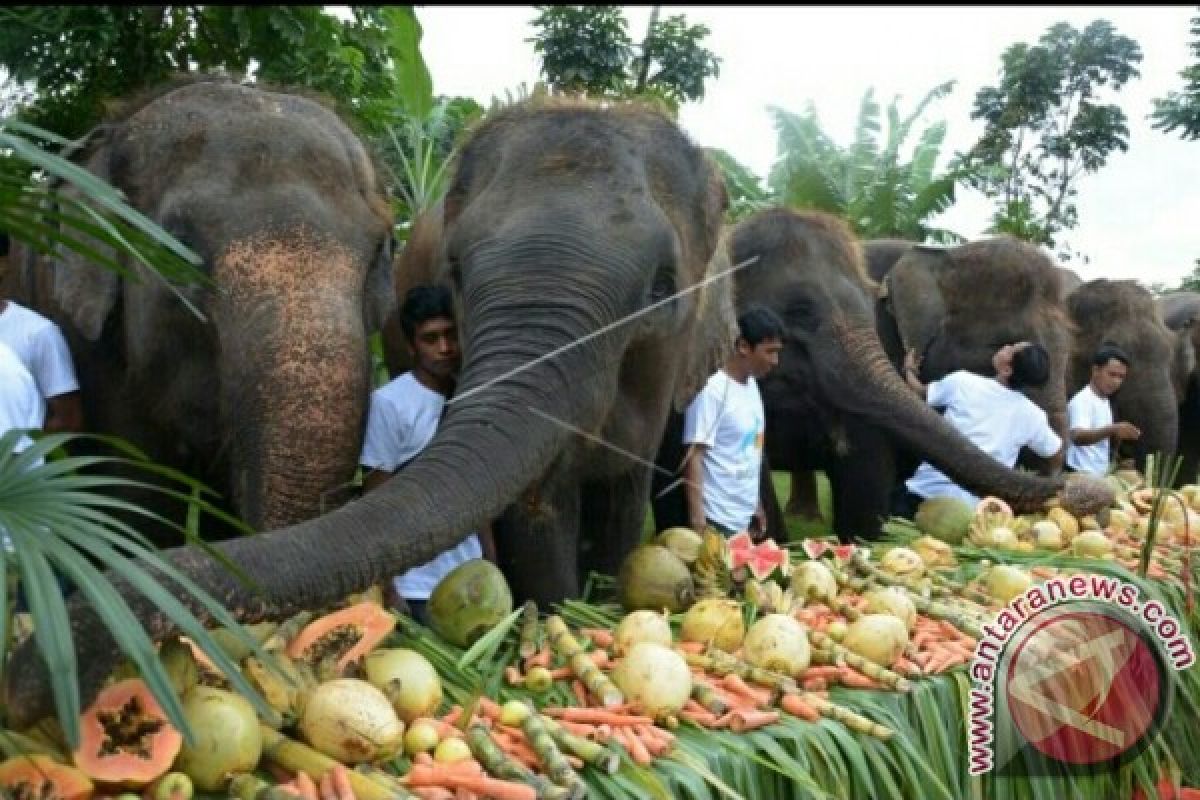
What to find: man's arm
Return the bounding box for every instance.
[43,390,83,434]
[683,443,708,532]
[1070,422,1140,447]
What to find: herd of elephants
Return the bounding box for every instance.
[3,77,1200,723]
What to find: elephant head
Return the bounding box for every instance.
[879,237,1072,467]
[1067,280,1183,469]
[729,210,1069,535]
[1160,291,1200,484]
[10,78,396,536]
[4,98,734,723]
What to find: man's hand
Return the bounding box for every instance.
[1112,422,1141,441]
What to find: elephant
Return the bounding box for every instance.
[1065,280,1189,471]
[652,208,1079,542]
[5,78,396,544]
[1159,291,1200,484]
[4,97,738,725]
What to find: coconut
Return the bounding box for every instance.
[428,559,513,648]
[1032,520,1065,551]
[864,587,917,632]
[914,497,974,544]
[297,679,405,764]
[880,547,925,579]
[616,545,695,613]
[680,598,745,652]
[791,561,838,604]
[172,687,262,792]
[1072,530,1114,558]
[986,565,1033,604]
[741,614,812,678]
[842,614,908,667]
[613,610,673,656]
[363,648,444,724]
[655,527,704,564]
[611,642,692,718]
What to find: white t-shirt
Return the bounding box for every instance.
[0,342,41,462]
[682,369,765,533]
[1066,384,1113,475]
[360,372,482,600]
[0,302,79,426]
[907,370,1062,507]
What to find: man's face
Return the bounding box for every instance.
[1091,358,1128,397]
[992,341,1032,379]
[409,316,461,380]
[740,336,783,379]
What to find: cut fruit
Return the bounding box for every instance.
[286,602,396,675]
[726,534,790,581]
[0,754,94,800]
[72,679,183,788]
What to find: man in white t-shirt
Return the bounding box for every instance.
[682,307,784,539]
[359,285,495,624]
[0,341,42,463]
[899,341,1064,511]
[0,259,83,434]
[1066,342,1140,475]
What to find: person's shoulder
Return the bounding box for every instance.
[4,301,56,332]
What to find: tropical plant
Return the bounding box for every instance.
[0,119,276,748]
[1151,10,1200,140]
[767,81,964,243]
[705,148,770,223]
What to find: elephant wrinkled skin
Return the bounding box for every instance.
[6,78,396,541]
[1160,291,1200,484]
[3,98,735,725]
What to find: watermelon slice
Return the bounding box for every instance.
[727,533,790,581]
[831,544,858,562]
[754,539,792,580]
[801,539,830,560]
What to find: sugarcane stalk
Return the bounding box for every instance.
[522,708,586,791]
[0,727,66,761]
[258,725,413,800]
[810,647,842,666]
[795,690,894,740]
[928,571,993,606]
[684,650,798,693]
[465,724,576,800]
[541,716,620,774]
[834,565,986,639]
[519,600,541,660]
[545,615,623,708]
[809,631,912,691]
[690,680,730,716]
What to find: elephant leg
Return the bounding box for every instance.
[494,469,582,606]
[829,424,896,543]
[759,455,787,541]
[579,467,652,583]
[650,410,690,532]
[785,469,822,520]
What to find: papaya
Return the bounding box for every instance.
[0,754,94,799]
[285,602,396,676]
[72,679,182,789]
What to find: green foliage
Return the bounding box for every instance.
[705,148,770,223]
[0,6,431,137]
[1151,11,1200,139]
[1149,258,1200,295]
[529,6,720,110]
[960,19,1143,260]
[767,82,965,243]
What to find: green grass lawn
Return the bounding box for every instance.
[641,471,837,544]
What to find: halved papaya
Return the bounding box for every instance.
[72,679,182,788]
[285,601,395,675]
[975,496,1014,522]
[0,754,94,799]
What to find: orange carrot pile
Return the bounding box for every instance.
[910,617,977,674]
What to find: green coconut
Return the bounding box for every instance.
[427,559,514,648]
[655,527,704,564]
[913,497,974,545]
[617,544,695,613]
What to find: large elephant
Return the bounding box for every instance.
[876,237,1072,475]
[654,209,1077,541]
[1159,291,1200,484]
[5,98,736,724]
[1065,280,1189,470]
[6,78,396,542]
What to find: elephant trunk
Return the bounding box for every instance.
[3,262,617,727]
[814,318,1066,512]
[215,234,371,530]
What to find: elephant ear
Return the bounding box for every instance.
[1171,325,1197,406]
[363,232,396,334]
[382,201,448,377]
[886,249,946,356]
[674,230,737,412]
[47,126,122,341]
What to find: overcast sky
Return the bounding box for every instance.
[416,5,1199,288]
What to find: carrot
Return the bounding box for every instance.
[404,767,537,800]
[635,724,673,757]
[274,781,303,798]
[912,631,938,650]
[680,708,720,727]
[442,705,463,726]
[410,789,456,800]
[556,719,602,740]
[894,656,922,677]
[614,725,653,766]
[318,771,336,800]
[838,667,882,690]
[781,692,820,722]
[589,649,610,668]
[475,697,504,720]
[415,752,435,766]
[505,666,523,686]
[525,646,553,670]
[543,708,655,726]
[295,770,320,800]
[925,648,964,674]
[722,673,774,706]
[727,709,780,732]
[419,717,465,739]
[579,628,614,648]
[802,676,828,692]
[801,666,843,681]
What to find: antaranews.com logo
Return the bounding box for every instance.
[968,572,1195,776]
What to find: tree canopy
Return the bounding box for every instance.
[959,19,1143,261]
[1152,11,1200,140]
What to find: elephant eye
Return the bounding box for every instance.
[649,263,676,304]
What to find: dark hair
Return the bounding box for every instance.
[1010,342,1051,390]
[737,306,785,347]
[400,285,455,342]
[1092,341,1130,369]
